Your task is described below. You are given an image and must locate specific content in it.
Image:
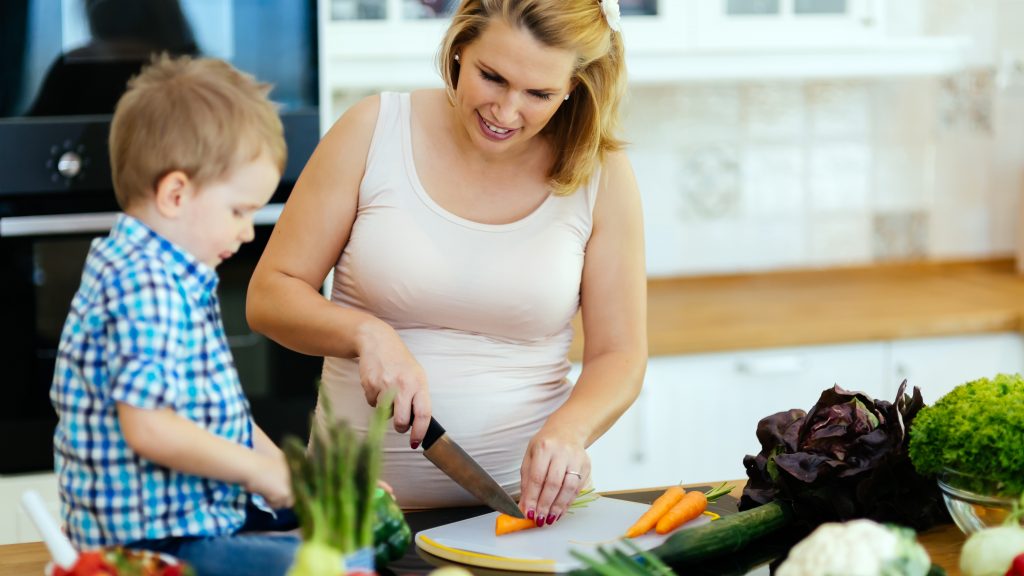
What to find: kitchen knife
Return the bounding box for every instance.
[421,417,525,518]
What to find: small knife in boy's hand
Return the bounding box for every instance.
[420,417,525,519]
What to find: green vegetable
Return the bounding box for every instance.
[372,487,411,564]
[288,541,345,576]
[284,391,396,573]
[650,499,793,565]
[909,373,1024,496]
[570,539,676,576]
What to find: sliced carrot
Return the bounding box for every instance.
[655,483,733,535]
[496,514,539,535]
[624,485,685,538]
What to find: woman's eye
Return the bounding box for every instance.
[530,91,553,101]
[480,71,502,83]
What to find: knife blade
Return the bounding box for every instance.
[421,417,525,519]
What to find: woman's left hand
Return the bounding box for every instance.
[518,427,590,527]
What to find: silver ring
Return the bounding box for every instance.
[565,471,582,479]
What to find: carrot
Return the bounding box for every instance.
[624,485,685,538]
[494,487,600,536]
[495,514,539,535]
[655,483,733,535]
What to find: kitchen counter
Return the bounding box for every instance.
[569,258,1024,360]
[0,482,968,576]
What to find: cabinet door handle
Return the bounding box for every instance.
[734,355,804,376]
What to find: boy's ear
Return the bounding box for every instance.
[153,170,194,218]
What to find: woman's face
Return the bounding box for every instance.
[453,18,576,156]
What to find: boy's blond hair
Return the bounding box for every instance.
[109,54,286,209]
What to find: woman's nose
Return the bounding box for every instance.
[491,92,519,125]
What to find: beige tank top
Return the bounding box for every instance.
[319,92,599,509]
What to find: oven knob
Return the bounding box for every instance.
[57,151,83,178]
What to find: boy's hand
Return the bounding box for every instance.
[247,452,293,509]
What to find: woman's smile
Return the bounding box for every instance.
[477,111,518,141]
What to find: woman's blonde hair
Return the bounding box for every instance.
[438,0,626,196]
[109,54,286,209]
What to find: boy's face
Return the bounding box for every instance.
[176,153,280,268]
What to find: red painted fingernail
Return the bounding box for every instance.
[546,515,555,525]
[536,516,545,527]
[527,509,534,520]
[410,441,420,450]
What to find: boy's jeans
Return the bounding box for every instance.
[127,498,301,576]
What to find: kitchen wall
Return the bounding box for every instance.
[632,0,1024,277]
[328,1,1024,278]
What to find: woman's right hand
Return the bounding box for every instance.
[356,319,432,448]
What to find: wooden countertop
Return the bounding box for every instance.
[0,482,968,575]
[569,258,1024,360]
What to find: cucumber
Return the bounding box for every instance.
[650,500,793,564]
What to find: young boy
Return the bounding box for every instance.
[51,55,299,575]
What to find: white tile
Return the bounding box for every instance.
[676,85,743,142]
[807,82,870,139]
[938,71,995,135]
[808,142,870,212]
[871,79,935,146]
[932,136,993,207]
[871,145,931,212]
[740,216,808,271]
[673,219,749,275]
[678,144,743,220]
[808,214,872,266]
[744,145,804,216]
[622,86,690,148]
[872,211,929,261]
[744,83,806,142]
[629,149,688,276]
[929,205,993,259]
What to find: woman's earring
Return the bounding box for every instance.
[454,54,460,63]
[564,94,570,101]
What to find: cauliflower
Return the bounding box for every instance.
[776,519,931,576]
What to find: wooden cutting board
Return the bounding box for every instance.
[415,496,714,573]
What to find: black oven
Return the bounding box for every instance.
[0,0,323,474]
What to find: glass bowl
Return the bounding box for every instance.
[936,468,1020,535]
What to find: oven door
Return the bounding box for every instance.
[0,206,321,474]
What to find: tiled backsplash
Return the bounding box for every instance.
[626,71,1018,277]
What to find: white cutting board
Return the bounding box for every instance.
[415,497,713,573]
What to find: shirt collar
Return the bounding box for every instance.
[112,214,220,297]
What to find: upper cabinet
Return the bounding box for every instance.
[319,0,969,96]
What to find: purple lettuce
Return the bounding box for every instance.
[739,381,949,530]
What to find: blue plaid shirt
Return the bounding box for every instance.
[51,215,261,548]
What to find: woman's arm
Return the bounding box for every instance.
[118,403,293,508]
[246,95,431,446]
[519,150,648,524]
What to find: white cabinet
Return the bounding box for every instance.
[585,332,1024,492]
[692,0,884,49]
[319,0,967,112]
[0,473,60,545]
[889,333,1024,405]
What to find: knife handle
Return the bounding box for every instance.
[421,417,445,451]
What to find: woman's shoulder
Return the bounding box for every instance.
[332,93,382,132]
